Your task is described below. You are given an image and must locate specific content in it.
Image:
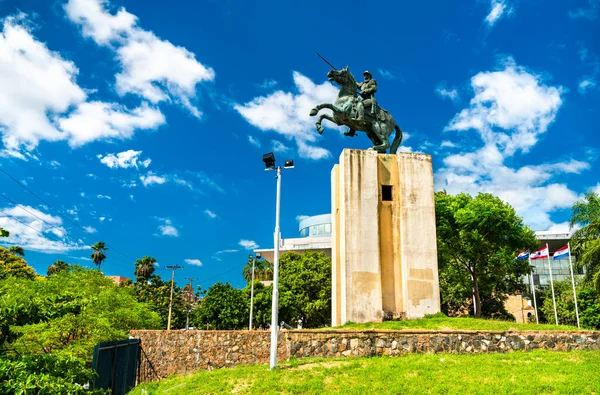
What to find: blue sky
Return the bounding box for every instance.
[0,0,598,289]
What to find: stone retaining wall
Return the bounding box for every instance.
[131,329,600,383]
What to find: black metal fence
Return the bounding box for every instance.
[91,338,140,395]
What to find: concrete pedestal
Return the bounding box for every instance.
[331,149,440,325]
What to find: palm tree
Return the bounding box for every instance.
[570,191,600,291]
[134,256,157,282]
[47,260,69,276]
[91,241,108,272]
[243,258,273,282]
[8,246,24,256]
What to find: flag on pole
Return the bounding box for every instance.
[553,245,570,260]
[530,246,549,260]
[516,250,530,261]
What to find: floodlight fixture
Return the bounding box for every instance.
[248,253,253,260]
[256,252,262,259]
[263,152,276,169]
[284,160,294,168]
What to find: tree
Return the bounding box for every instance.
[134,256,157,283]
[242,257,273,282]
[7,246,24,256]
[47,260,70,276]
[193,282,249,330]
[0,246,35,280]
[435,192,538,318]
[570,191,600,291]
[90,241,108,271]
[134,276,187,329]
[278,251,332,328]
[539,279,600,329]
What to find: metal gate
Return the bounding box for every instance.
[91,338,140,395]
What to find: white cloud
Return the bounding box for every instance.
[445,57,562,156]
[140,171,167,187]
[272,140,289,153]
[568,0,599,20]
[258,79,278,89]
[59,101,165,147]
[204,209,217,219]
[377,68,399,81]
[0,16,85,155]
[248,135,261,147]
[83,225,97,233]
[436,58,586,231]
[49,160,61,168]
[97,194,111,199]
[98,149,152,169]
[184,258,202,266]
[436,84,459,102]
[235,72,337,160]
[0,205,85,253]
[296,215,309,222]
[441,140,456,148]
[0,15,165,157]
[157,218,178,237]
[215,249,238,254]
[578,77,597,94]
[65,0,215,117]
[485,0,510,27]
[239,239,258,250]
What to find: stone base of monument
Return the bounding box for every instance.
[331,149,441,326]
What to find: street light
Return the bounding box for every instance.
[263,152,294,370]
[248,252,261,331]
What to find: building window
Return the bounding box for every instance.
[382,185,393,201]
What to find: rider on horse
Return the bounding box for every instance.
[355,71,378,121]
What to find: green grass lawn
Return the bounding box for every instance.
[336,315,583,331]
[131,350,600,394]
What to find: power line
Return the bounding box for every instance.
[0,167,135,260]
[196,262,247,286]
[0,208,131,271]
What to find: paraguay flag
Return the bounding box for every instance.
[530,246,549,260]
[553,245,570,260]
[516,250,530,261]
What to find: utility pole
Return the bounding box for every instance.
[165,265,183,330]
[184,277,197,330]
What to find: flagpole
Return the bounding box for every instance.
[567,242,580,328]
[528,256,539,324]
[546,243,558,326]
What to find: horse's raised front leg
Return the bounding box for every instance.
[316,114,337,134]
[309,103,340,116]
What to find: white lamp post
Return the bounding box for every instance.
[262,152,294,370]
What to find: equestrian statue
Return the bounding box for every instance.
[309,57,403,154]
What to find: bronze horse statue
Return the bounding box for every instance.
[309,67,403,154]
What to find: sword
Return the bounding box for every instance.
[316,52,338,70]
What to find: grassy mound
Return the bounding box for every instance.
[130,350,600,394]
[336,314,582,331]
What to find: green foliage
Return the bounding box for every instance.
[0,228,9,237]
[134,256,157,283]
[47,260,70,276]
[539,280,600,329]
[244,281,272,329]
[435,191,538,318]
[8,245,25,256]
[0,246,36,280]
[242,258,273,282]
[193,282,249,330]
[1,266,161,359]
[134,276,187,329]
[131,351,600,395]
[278,252,331,328]
[0,352,105,394]
[570,191,600,292]
[90,241,108,271]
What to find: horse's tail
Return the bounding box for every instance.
[390,124,403,154]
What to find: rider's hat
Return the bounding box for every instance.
[363,70,372,77]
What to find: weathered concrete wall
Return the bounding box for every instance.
[331,149,441,325]
[132,329,600,382]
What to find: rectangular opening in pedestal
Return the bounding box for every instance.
[381,185,393,201]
